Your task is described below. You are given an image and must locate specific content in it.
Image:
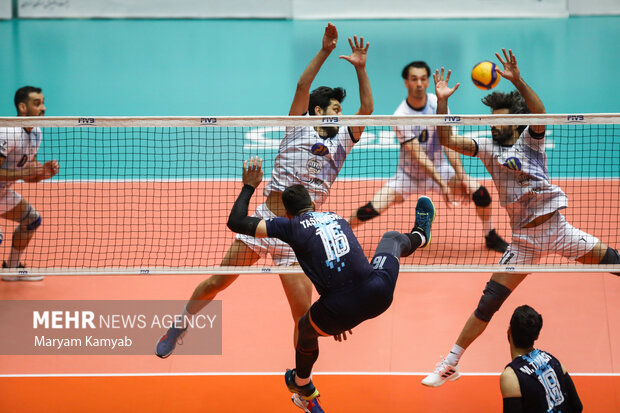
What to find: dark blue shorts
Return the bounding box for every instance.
[308,253,400,335]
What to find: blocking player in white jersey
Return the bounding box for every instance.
[156,23,374,359]
[421,50,620,387]
[349,61,508,253]
[1,86,59,281]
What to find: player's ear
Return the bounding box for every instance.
[314,106,324,116]
[311,201,316,211]
[17,102,27,115]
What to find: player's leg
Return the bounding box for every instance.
[458,179,508,253]
[280,273,313,347]
[155,239,260,358]
[422,236,537,387]
[1,196,42,269]
[349,184,402,229]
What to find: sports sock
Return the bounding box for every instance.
[411,231,426,248]
[445,344,464,366]
[482,218,493,237]
[6,247,23,268]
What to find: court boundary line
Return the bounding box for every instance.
[1,372,617,378]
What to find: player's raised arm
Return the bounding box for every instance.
[433,68,478,157]
[340,35,373,140]
[227,157,268,238]
[289,23,338,116]
[495,48,545,134]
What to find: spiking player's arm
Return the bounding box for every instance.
[495,48,545,134]
[433,68,478,157]
[227,157,268,238]
[339,35,373,140]
[289,23,338,116]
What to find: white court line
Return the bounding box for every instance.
[0,371,617,378]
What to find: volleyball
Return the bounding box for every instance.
[471,61,500,90]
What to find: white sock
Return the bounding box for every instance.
[412,231,427,246]
[482,218,493,236]
[7,247,23,268]
[445,344,465,366]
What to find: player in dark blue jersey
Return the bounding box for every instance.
[501,305,583,413]
[227,157,435,412]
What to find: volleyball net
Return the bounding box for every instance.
[0,114,618,275]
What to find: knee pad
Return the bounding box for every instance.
[356,202,380,222]
[474,280,512,322]
[472,186,491,207]
[375,231,410,258]
[600,247,620,264]
[20,206,42,231]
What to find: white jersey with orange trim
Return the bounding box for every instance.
[0,127,43,192]
[392,93,451,181]
[265,123,356,208]
[473,127,568,230]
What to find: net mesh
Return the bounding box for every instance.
[0,115,618,274]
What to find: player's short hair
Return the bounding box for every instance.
[282,184,313,216]
[510,305,543,349]
[308,86,346,115]
[402,61,431,79]
[482,90,529,134]
[14,86,42,110]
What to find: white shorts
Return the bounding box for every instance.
[236,202,298,266]
[0,189,23,214]
[385,163,455,200]
[499,212,599,265]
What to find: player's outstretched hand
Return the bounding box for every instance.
[495,48,520,83]
[433,67,460,101]
[242,157,263,188]
[334,329,353,342]
[322,22,338,52]
[41,160,60,180]
[339,35,369,69]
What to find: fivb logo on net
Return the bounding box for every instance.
[200,117,218,125]
[322,116,339,123]
[567,115,585,123]
[77,117,95,125]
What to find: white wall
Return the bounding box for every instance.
[17,0,290,19]
[293,0,569,19]
[0,0,12,19]
[568,0,620,15]
[14,0,620,18]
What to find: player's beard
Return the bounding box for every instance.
[492,128,513,145]
[320,126,339,138]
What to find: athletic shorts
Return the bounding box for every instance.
[385,162,455,200]
[308,253,400,335]
[236,202,297,266]
[0,189,22,214]
[499,212,599,266]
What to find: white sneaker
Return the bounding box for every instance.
[421,357,461,387]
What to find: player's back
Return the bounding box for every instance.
[508,349,574,412]
[265,211,373,295]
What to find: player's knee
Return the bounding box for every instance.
[356,202,380,222]
[473,280,512,322]
[600,247,620,265]
[375,231,409,258]
[472,186,491,207]
[296,314,319,352]
[20,207,42,232]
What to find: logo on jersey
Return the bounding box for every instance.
[17,155,29,168]
[306,158,322,175]
[0,139,7,154]
[503,157,522,171]
[310,142,329,156]
[418,129,429,143]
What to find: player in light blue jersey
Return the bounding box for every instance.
[349,60,508,253]
[422,49,619,387]
[1,86,59,282]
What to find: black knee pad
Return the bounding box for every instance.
[472,186,491,207]
[473,280,512,322]
[356,202,380,222]
[600,247,619,264]
[375,231,410,258]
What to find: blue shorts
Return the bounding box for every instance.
[308,253,400,335]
